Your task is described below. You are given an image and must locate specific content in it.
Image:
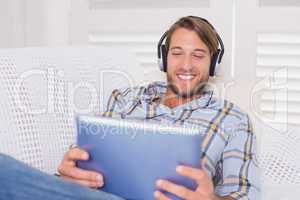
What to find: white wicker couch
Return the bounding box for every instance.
[0,46,144,174]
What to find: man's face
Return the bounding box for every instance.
[166,27,211,99]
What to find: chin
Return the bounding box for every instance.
[170,84,200,99]
[167,73,208,98]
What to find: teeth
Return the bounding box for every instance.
[177,74,195,80]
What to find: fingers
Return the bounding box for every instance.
[62,175,104,189]
[176,165,205,183]
[176,165,214,193]
[155,164,215,199]
[154,190,171,200]
[58,147,104,188]
[155,179,194,199]
[64,148,89,163]
[58,164,103,183]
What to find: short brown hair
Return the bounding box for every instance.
[165,16,219,56]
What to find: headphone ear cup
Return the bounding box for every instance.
[210,51,219,76]
[161,45,168,72]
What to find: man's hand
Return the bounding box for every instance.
[154,165,233,200]
[57,147,104,189]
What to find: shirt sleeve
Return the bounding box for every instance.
[214,115,261,200]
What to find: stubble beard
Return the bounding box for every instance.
[166,73,207,100]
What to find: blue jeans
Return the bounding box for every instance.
[0,153,125,200]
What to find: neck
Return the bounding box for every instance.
[162,88,202,109]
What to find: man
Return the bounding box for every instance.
[58,16,259,200]
[0,16,259,200]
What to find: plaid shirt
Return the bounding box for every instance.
[103,81,260,200]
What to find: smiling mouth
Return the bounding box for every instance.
[177,74,196,81]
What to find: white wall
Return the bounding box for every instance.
[0,0,25,47]
[0,0,71,48]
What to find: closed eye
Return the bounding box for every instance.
[193,54,205,59]
[171,52,183,56]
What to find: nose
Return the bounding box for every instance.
[180,54,193,71]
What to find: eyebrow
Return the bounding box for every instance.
[170,46,208,54]
[194,49,208,54]
[170,47,183,51]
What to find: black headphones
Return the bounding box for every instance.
[157,16,224,76]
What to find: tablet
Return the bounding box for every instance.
[76,115,203,200]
